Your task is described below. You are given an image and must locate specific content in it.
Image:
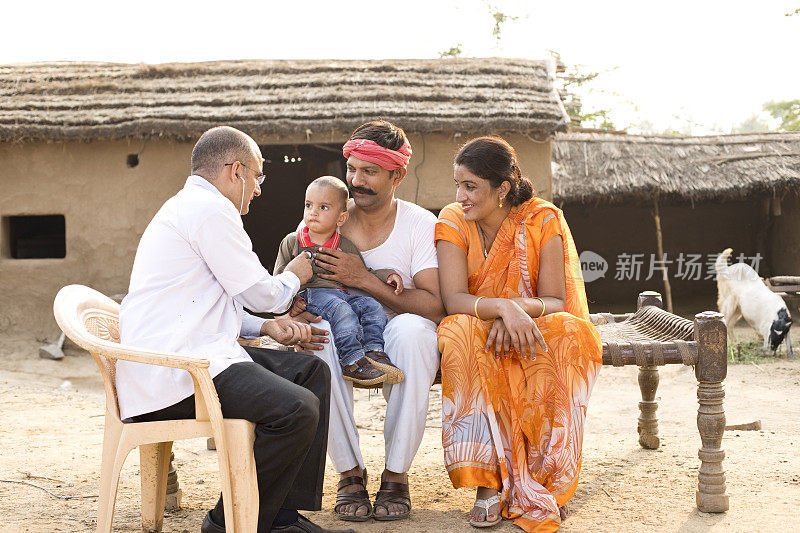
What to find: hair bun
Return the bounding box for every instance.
[455,136,536,206]
[515,176,534,203]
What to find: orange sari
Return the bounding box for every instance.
[436,198,602,532]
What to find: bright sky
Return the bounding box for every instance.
[4,0,798,134]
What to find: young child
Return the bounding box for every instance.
[274,176,405,388]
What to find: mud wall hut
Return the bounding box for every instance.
[552,132,800,311]
[0,58,568,338]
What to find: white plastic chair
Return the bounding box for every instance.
[53,285,258,532]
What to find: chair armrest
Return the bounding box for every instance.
[87,339,210,371]
[97,340,222,426]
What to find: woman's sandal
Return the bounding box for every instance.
[373,481,411,521]
[559,504,569,521]
[334,468,372,522]
[469,493,502,528]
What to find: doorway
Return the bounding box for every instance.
[243,143,346,272]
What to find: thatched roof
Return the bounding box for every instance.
[0,59,568,142]
[552,132,800,204]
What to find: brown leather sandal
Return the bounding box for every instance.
[373,481,411,521]
[334,469,372,522]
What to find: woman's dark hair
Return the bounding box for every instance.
[349,120,408,151]
[454,136,534,206]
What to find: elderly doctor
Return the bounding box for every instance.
[117,126,352,533]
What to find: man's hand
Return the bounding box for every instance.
[387,273,404,295]
[284,251,314,285]
[315,248,369,288]
[261,317,329,348]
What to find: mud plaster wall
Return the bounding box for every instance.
[0,134,552,340]
[396,132,552,209]
[0,140,193,340]
[562,197,800,312]
[770,192,800,274]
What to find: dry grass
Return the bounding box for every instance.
[0,58,568,142]
[553,131,800,204]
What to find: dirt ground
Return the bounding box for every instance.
[0,325,798,533]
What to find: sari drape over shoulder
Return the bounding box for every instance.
[435,198,602,532]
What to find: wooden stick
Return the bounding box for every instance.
[725,420,761,431]
[602,487,617,502]
[653,197,674,313]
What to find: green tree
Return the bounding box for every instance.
[731,114,771,133]
[487,3,519,43]
[439,44,463,58]
[550,50,618,130]
[763,100,800,131]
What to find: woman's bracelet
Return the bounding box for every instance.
[534,297,546,318]
[474,296,485,320]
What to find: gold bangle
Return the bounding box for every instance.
[474,296,485,320]
[534,297,545,318]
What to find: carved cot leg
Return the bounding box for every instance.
[637,291,663,449]
[638,366,660,449]
[694,311,730,512]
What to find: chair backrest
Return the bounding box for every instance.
[54,285,123,420]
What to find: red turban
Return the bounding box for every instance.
[342,138,412,171]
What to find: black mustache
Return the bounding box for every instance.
[348,185,377,196]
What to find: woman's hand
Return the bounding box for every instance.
[486,318,512,358]
[498,299,548,358]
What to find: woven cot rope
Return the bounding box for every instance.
[651,341,665,366]
[591,312,616,325]
[607,343,625,367]
[673,339,695,365]
[595,305,698,367]
[631,341,647,366]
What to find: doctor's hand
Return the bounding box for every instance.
[285,251,314,285]
[262,317,329,348]
[315,248,369,288]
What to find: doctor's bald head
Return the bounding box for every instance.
[191,126,261,180]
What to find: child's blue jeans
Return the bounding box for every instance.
[303,287,387,366]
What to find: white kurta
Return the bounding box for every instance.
[313,200,441,473]
[117,175,299,419]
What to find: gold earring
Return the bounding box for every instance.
[498,196,504,208]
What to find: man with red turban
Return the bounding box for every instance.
[296,120,443,522]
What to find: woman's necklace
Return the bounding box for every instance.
[476,222,490,258]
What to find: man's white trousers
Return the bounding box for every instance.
[313,313,440,474]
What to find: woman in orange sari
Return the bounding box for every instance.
[436,137,602,532]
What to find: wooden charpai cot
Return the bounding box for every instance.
[589,290,729,513]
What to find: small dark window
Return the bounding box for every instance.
[4,215,66,259]
[127,154,139,168]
